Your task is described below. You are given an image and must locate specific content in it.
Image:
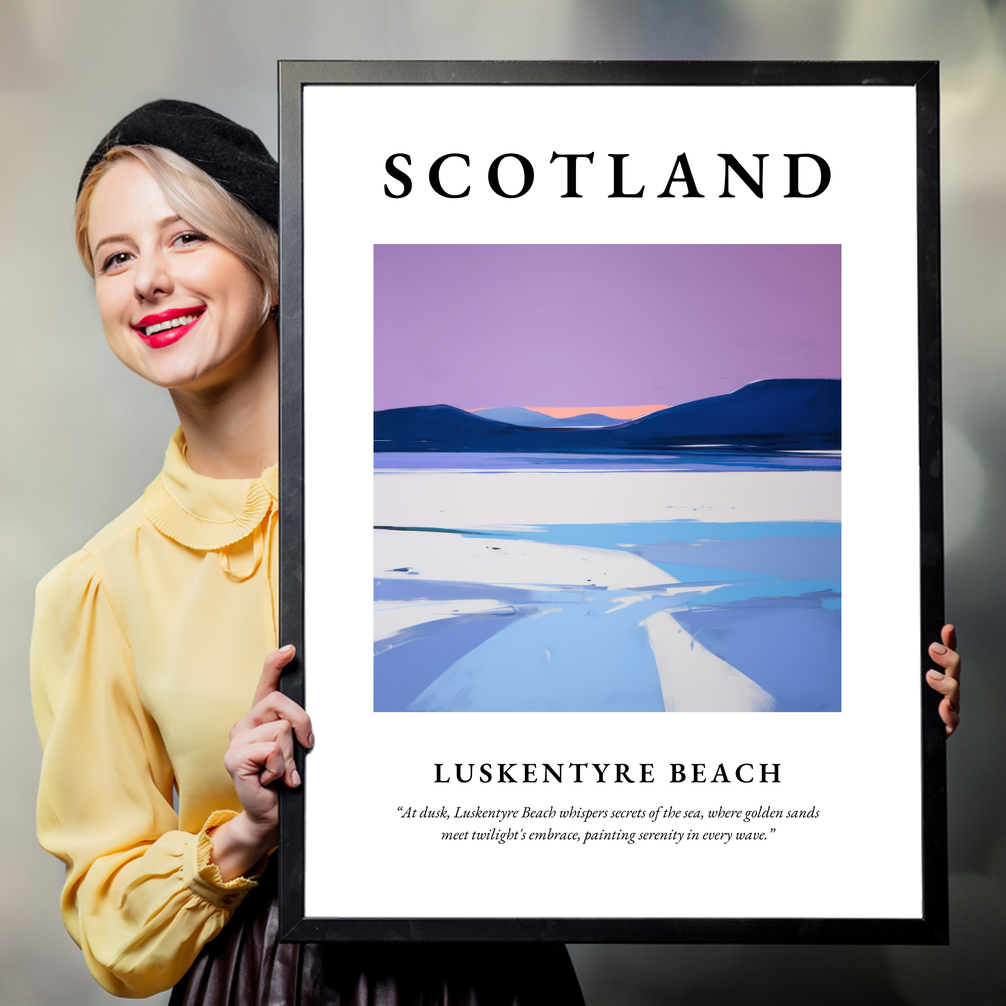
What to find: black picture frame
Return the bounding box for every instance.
[277,60,945,944]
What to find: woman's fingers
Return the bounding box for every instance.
[929,629,960,672]
[230,719,302,788]
[258,742,289,788]
[941,623,958,654]
[252,644,296,706]
[927,623,961,737]
[925,682,961,736]
[926,667,959,704]
[223,644,312,812]
[224,738,287,788]
[928,633,961,684]
[242,644,314,749]
[232,689,314,750]
[218,647,309,847]
[256,691,313,749]
[926,668,960,736]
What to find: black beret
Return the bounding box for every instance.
[78,99,278,228]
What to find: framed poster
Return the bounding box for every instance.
[277,61,946,943]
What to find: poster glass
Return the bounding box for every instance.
[278,62,945,943]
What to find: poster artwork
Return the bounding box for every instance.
[373,243,841,714]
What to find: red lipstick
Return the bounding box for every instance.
[132,306,205,349]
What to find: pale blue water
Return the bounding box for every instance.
[375,451,841,472]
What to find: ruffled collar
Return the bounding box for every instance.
[143,428,278,551]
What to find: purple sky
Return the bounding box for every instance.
[374,245,840,412]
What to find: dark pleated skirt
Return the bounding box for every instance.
[169,869,584,1006]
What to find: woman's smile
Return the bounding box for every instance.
[133,305,207,347]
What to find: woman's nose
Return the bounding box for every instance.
[133,249,173,302]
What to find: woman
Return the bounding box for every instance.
[31,100,585,1003]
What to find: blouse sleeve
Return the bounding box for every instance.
[31,549,262,998]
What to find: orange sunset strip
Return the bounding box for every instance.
[524,405,669,420]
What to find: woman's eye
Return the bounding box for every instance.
[101,251,132,273]
[173,231,208,248]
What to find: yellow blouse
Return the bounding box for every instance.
[31,428,279,998]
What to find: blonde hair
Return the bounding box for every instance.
[75,145,278,323]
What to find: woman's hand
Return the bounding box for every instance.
[926,624,961,737]
[209,645,314,881]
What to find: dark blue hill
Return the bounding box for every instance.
[375,404,521,449]
[619,379,840,437]
[374,379,840,453]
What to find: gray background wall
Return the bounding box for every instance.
[1,2,1003,1003]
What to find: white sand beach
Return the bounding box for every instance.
[375,469,840,529]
